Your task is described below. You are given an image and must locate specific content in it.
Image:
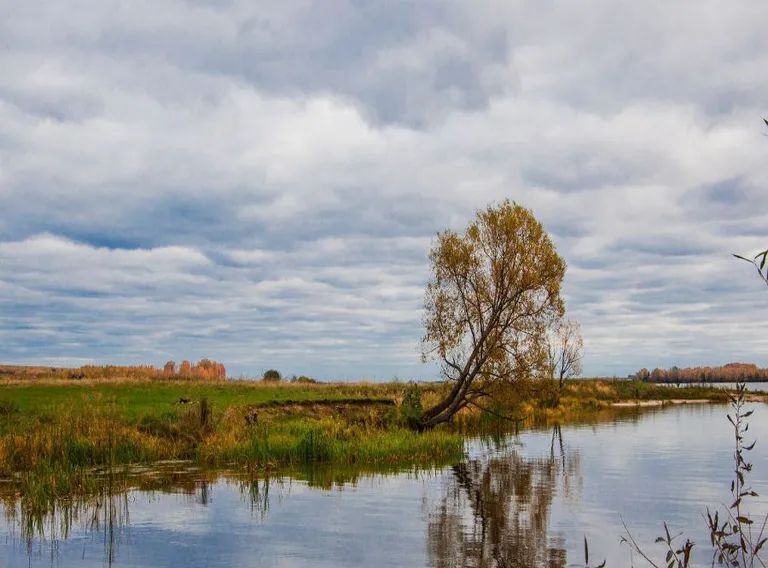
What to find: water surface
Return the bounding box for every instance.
[2,403,767,567]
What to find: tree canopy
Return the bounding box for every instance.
[417,200,566,429]
[263,369,282,382]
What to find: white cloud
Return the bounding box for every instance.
[1,0,767,377]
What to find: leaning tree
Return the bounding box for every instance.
[416,200,566,430]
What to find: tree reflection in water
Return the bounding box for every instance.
[428,427,580,568]
[2,434,580,568]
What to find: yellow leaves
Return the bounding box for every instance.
[422,199,567,384]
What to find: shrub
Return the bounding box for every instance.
[0,400,19,416]
[292,375,317,384]
[537,379,561,409]
[263,369,281,382]
[400,382,423,424]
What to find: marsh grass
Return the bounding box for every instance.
[2,411,463,536]
[200,412,463,469]
[0,376,739,518]
[0,386,464,520]
[441,378,733,434]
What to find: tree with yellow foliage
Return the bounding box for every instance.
[417,201,566,430]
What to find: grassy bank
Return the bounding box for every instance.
[0,379,443,465]
[0,379,406,422]
[0,376,736,419]
[0,375,744,511]
[0,379,464,514]
[448,378,737,431]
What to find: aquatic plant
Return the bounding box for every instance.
[705,383,766,567]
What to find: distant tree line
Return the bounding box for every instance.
[634,362,768,383]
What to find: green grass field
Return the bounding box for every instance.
[0,377,464,513]
[0,380,403,422]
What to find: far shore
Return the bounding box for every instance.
[611,395,767,407]
[611,398,712,407]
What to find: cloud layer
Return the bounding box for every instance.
[1,0,768,378]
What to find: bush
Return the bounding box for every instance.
[263,369,281,382]
[400,382,423,424]
[292,375,317,384]
[0,400,19,416]
[536,379,561,409]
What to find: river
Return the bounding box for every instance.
[2,403,767,567]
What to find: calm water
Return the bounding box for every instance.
[2,403,767,567]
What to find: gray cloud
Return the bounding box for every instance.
[1,0,767,378]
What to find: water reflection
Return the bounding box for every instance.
[0,462,441,567]
[4,405,763,568]
[1,466,267,567]
[3,430,583,568]
[3,478,131,566]
[427,428,579,568]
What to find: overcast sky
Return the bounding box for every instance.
[1,1,767,379]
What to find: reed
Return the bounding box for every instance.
[0,375,741,509]
[0,389,464,511]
